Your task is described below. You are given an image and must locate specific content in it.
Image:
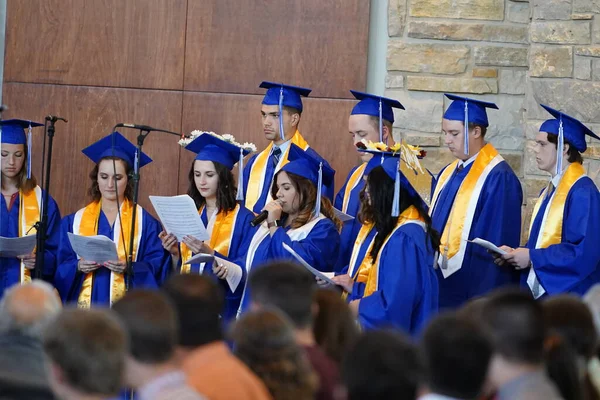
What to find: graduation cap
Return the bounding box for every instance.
[82,132,152,168]
[0,119,44,179]
[260,81,312,142]
[350,90,405,143]
[540,104,600,175]
[443,94,499,156]
[185,133,253,200]
[281,144,335,216]
[359,144,429,216]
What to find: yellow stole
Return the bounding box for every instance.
[180,204,240,274]
[341,222,375,300]
[342,163,367,214]
[245,130,309,211]
[430,143,503,276]
[529,163,586,249]
[363,206,424,297]
[74,199,141,308]
[18,186,42,284]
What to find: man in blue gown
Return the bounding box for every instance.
[499,105,600,298]
[430,94,522,309]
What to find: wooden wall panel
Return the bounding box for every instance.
[183,0,370,98]
[5,0,187,90]
[178,92,359,195]
[2,83,183,215]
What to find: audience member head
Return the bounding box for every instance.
[112,290,179,389]
[313,288,359,364]
[162,274,224,349]
[584,285,600,338]
[43,308,127,400]
[231,308,317,400]
[481,288,581,400]
[249,261,316,330]
[0,281,62,338]
[342,329,421,400]
[420,312,492,399]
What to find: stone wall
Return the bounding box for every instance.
[386,0,600,242]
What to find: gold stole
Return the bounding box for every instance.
[364,206,424,297]
[430,143,501,267]
[245,130,309,211]
[341,222,375,300]
[342,163,367,213]
[529,163,586,249]
[180,204,240,274]
[18,186,42,284]
[75,199,141,308]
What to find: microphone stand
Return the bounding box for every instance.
[33,116,67,280]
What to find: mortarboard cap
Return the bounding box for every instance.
[82,132,152,168]
[185,133,251,170]
[444,94,499,156]
[281,144,335,216]
[260,81,312,112]
[0,119,44,180]
[350,90,404,124]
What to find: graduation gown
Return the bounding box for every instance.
[524,175,600,297]
[345,225,378,302]
[334,164,366,274]
[358,221,439,336]
[243,145,334,214]
[237,216,340,315]
[431,157,522,309]
[178,205,256,321]
[55,207,168,306]
[0,189,61,298]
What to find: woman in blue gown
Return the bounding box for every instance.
[238,144,341,316]
[159,132,256,321]
[333,149,440,335]
[0,119,61,297]
[55,132,168,307]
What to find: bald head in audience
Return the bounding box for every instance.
[0,281,61,337]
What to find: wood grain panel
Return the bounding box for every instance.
[5,0,187,90]
[2,83,183,215]
[179,92,358,196]
[183,0,370,98]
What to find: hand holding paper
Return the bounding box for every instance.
[67,233,119,264]
[149,195,209,242]
[282,243,336,286]
[468,238,507,255]
[0,235,37,258]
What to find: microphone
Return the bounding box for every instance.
[250,200,281,227]
[46,115,68,123]
[250,210,269,227]
[114,123,181,137]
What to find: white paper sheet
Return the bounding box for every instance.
[282,242,336,285]
[334,208,355,223]
[468,238,507,255]
[67,233,119,263]
[149,195,209,242]
[0,235,37,258]
[184,253,242,292]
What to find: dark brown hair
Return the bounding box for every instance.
[313,288,360,364]
[271,170,341,231]
[547,134,584,164]
[187,160,237,213]
[468,122,488,138]
[231,308,318,400]
[367,116,393,137]
[87,157,134,202]
[1,144,37,193]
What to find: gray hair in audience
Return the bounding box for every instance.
[584,284,600,335]
[0,281,62,338]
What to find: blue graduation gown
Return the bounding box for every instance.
[358,223,439,336]
[524,177,600,296]
[0,191,61,298]
[431,161,522,309]
[238,218,340,314]
[181,206,256,321]
[242,146,335,214]
[346,226,378,302]
[333,165,366,274]
[55,208,168,306]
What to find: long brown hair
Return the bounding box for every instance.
[271,170,341,231]
[187,160,237,212]
[1,144,37,194]
[87,157,134,202]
